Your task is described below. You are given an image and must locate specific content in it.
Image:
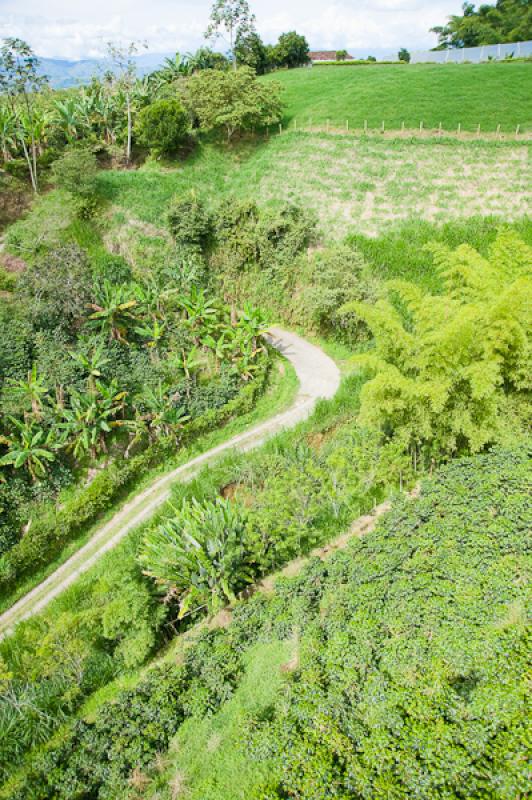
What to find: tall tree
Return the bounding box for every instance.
[272,31,310,68]
[205,0,256,71]
[430,0,532,49]
[106,41,144,163]
[0,38,48,192]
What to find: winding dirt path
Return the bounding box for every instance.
[0,328,340,638]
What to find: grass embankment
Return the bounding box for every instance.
[262,62,532,133]
[98,136,531,239]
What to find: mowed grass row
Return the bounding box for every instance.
[99,136,531,238]
[261,63,532,133]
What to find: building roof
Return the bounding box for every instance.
[309,50,354,61]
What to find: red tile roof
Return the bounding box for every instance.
[309,50,354,61]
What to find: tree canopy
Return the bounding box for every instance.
[182,65,282,140]
[430,0,532,49]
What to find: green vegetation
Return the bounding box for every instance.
[344,231,531,459]
[431,0,532,48]
[2,447,529,799]
[134,98,189,156]
[1,9,530,798]
[139,497,252,617]
[263,62,532,132]
[98,136,531,240]
[182,66,282,140]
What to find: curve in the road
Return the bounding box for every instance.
[0,328,340,638]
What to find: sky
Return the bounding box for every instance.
[0,0,465,61]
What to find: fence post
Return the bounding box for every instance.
[279,122,282,135]
[477,123,481,137]
[401,121,405,133]
[381,121,385,133]
[496,123,501,138]
[438,122,442,137]
[457,122,461,135]
[515,124,520,138]
[364,119,368,134]
[420,120,423,132]
[346,119,349,132]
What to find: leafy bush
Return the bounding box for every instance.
[292,242,378,339]
[208,197,315,308]
[51,147,99,218]
[166,190,212,249]
[342,231,532,460]
[139,497,252,617]
[17,244,93,331]
[134,98,189,156]
[182,66,283,140]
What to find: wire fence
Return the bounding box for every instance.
[410,40,532,64]
[269,119,530,140]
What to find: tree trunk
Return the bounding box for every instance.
[231,26,237,71]
[20,138,37,193]
[126,94,132,164]
[31,133,38,192]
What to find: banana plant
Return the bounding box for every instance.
[134,318,167,360]
[202,330,233,371]
[179,287,220,344]
[52,97,89,142]
[0,418,56,482]
[87,281,138,343]
[136,382,190,441]
[69,343,110,394]
[4,365,49,421]
[58,381,127,460]
[0,104,16,161]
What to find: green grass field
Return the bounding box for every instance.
[98,136,530,239]
[262,62,532,133]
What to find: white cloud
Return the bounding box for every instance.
[0,0,464,60]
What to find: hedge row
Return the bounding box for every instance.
[313,60,406,67]
[0,357,271,598]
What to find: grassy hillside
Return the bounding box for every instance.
[262,62,532,132]
[97,137,530,239]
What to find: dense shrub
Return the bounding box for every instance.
[51,147,99,218]
[208,197,316,308]
[166,191,212,249]
[0,629,245,799]
[134,98,189,156]
[16,244,93,331]
[181,66,283,140]
[291,242,378,339]
[342,231,532,461]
